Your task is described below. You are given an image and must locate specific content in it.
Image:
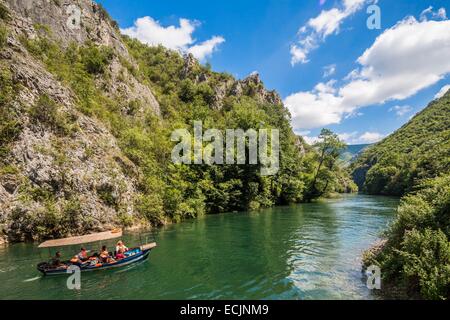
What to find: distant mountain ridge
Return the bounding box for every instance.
[339,144,371,165]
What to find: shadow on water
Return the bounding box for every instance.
[0,194,399,300]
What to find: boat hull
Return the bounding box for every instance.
[38,249,152,276]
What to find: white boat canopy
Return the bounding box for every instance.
[38,229,123,248]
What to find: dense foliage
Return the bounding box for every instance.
[357,92,450,300]
[10,27,355,231]
[305,129,356,200]
[363,174,450,299]
[351,92,450,196]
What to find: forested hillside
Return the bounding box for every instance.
[357,92,450,299]
[351,91,450,196]
[0,0,352,244]
[363,174,450,299]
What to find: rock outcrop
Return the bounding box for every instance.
[238,73,282,105]
[7,0,127,55]
[0,0,291,244]
[0,0,159,243]
[180,58,283,110]
[5,0,160,115]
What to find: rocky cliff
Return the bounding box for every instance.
[0,0,293,245]
[0,0,149,243]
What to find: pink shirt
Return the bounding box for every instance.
[115,253,125,260]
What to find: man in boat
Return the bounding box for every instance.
[50,251,67,269]
[99,245,115,264]
[77,248,88,261]
[70,247,88,265]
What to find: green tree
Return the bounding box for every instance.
[306,129,346,200]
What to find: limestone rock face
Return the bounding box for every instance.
[102,57,160,115]
[179,53,283,110]
[239,73,283,105]
[295,136,307,156]
[4,0,160,115]
[0,55,137,242]
[216,72,283,109]
[0,0,160,243]
[181,53,198,79]
[0,0,288,244]
[6,0,127,54]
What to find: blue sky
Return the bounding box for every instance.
[98,0,450,145]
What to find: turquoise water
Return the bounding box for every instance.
[0,194,398,300]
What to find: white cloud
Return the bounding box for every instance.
[420,6,433,21]
[187,36,225,61]
[290,0,372,65]
[340,131,384,144]
[290,45,309,65]
[121,16,224,61]
[338,131,358,142]
[438,8,448,20]
[357,132,384,143]
[315,80,337,94]
[284,80,343,129]
[342,131,384,144]
[301,131,384,145]
[302,135,321,145]
[121,17,195,51]
[434,84,450,99]
[290,41,313,65]
[323,64,336,78]
[389,105,412,117]
[285,17,450,130]
[420,6,447,21]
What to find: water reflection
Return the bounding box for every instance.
[0,195,398,300]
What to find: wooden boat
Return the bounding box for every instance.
[37,230,157,276]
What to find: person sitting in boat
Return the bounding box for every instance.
[50,251,66,269]
[100,245,115,264]
[116,240,128,253]
[115,248,126,260]
[78,248,89,261]
[70,248,88,265]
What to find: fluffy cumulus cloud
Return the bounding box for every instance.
[337,131,358,142]
[342,131,385,144]
[357,132,384,143]
[420,6,447,21]
[434,84,450,99]
[302,131,384,145]
[284,80,344,129]
[121,17,224,61]
[290,0,372,65]
[302,135,321,145]
[187,36,225,61]
[285,16,450,130]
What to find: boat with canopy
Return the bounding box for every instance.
[37,229,157,276]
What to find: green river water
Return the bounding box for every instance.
[0,194,399,300]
